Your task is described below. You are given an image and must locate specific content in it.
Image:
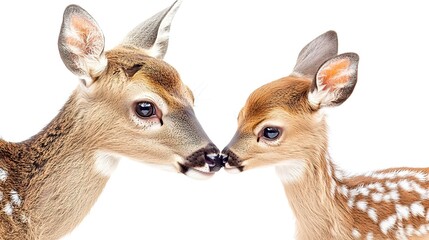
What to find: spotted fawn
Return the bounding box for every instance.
[223,31,429,240]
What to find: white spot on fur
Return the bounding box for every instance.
[0,191,3,201]
[371,192,383,203]
[410,202,425,217]
[380,215,397,234]
[386,181,398,190]
[359,187,370,196]
[396,204,410,220]
[0,168,7,181]
[351,228,361,238]
[339,185,349,197]
[275,160,307,184]
[366,170,428,182]
[356,201,368,212]
[399,179,412,191]
[368,182,384,192]
[10,190,21,206]
[94,151,120,177]
[388,190,400,202]
[368,208,378,223]
[418,225,428,235]
[366,231,374,240]
[3,203,13,215]
[348,199,354,208]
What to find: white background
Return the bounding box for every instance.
[1,1,429,239]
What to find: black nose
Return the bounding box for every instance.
[205,153,224,172]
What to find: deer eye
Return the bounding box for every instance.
[262,127,281,140]
[136,101,156,118]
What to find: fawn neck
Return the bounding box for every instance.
[276,126,353,239]
[19,90,116,239]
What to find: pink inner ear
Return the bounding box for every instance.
[65,15,102,56]
[318,58,351,91]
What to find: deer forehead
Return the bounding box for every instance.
[239,76,313,132]
[104,48,191,107]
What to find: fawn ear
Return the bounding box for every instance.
[308,53,359,108]
[292,31,338,77]
[121,0,182,59]
[58,5,107,87]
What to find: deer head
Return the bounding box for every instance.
[57,1,222,179]
[222,31,359,175]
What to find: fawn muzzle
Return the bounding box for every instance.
[220,148,243,173]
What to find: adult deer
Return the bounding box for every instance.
[222,31,429,239]
[0,1,222,239]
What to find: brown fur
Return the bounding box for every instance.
[225,75,429,239]
[0,45,214,239]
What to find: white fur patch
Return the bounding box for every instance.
[10,190,21,206]
[410,202,425,217]
[224,162,242,174]
[308,88,337,108]
[94,151,120,177]
[368,208,378,223]
[184,168,214,180]
[396,204,410,220]
[366,232,374,240]
[339,185,349,197]
[380,215,397,234]
[356,201,368,211]
[275,160,307,184]
[371,192,383,203]
[351,228,361,238]
[365,170,428,182]
[3,203,12,215]
[0,168,7,181]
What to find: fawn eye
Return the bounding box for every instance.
[136,102,156,118]
[262,127,281,140]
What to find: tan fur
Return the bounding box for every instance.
[225,74,429,239]
[0,5,217,238]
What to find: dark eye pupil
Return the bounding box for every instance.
[136,102,155,117]
[263,127,280,139]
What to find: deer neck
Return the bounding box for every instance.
[276,149,353,240]
[19,90,119,239]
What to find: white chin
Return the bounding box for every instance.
[224,167,242,174]
[224,162,242,174]
[184,168,215,180]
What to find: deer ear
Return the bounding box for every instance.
[58,5,107,87]
[121,0,182,59]
[292,31,338,77]
[308,53,359,108]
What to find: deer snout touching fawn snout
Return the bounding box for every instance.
[0,1,222,239]
[223,31,429,240]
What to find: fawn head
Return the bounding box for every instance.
[222,31,359,179]
[58,1,222,179]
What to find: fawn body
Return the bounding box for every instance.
[0,2,221,239]
[223,31,429,239]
